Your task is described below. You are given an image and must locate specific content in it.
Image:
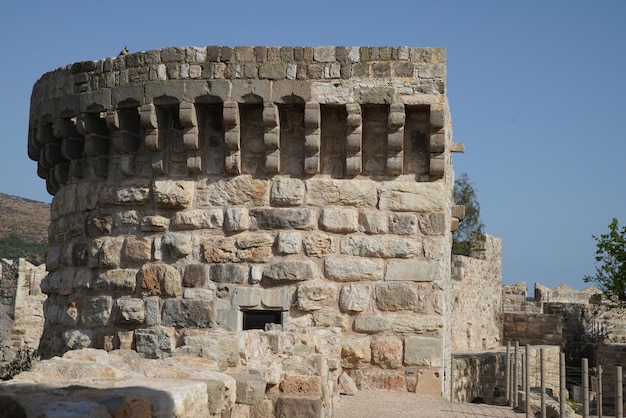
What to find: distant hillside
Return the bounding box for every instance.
[0,193,50,265]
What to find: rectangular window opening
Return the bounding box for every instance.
[242,310,283,331]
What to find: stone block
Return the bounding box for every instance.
[135,326,176,359]
[358,210,388,234]
[295,281,337,311]
[123,236,152,263]
[378,182,445,212]
[375,283,418,311]
[100,185,150,206]
[161,232,193,259]
[358,369,407,391]
[338,372,358,395]
[140,262,182,297]
[385,259,443,282]
[414,368,442,396]
[99,236,124,268]
[114,297,146,324]
[250,208,316,230]
[94,268,137,293]
[419,212,446,235]
[371,335,403,369]
[403,336,442,367]
[325,256,383,282]
[263,260,318,283]
[388,213,418,235]
[338,284,370,312]
[210,263,248,284]
[153,179,194,209]
[423,236,448,261]
[275,395,322,418]
[172,209,223,230]
[341,337,371,369]
[302,232,334,257]
[305,178,377,207]
[319,207,358,233]
[145,297,161,326]
[391,314,443,333]
[161,299,213,328]
[232,372,267,405]
[224,207,250,232]
[340,236,421,258]
[232,286,292,310]
[270,178,304,206]
[354,314,389,334]
[80,295,113,327]
[280,375,321,396]
[141,215,170,232]
[63,329,93,350]
[277,231,301,254]
[183,263,209,287]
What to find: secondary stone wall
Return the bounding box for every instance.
[27,45,462,404]
[502,313,562,346]
[0,258,46,361]
[450,235,502,351]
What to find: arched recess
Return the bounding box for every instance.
[195,95,225,174]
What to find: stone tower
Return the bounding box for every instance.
[28,46,463,397]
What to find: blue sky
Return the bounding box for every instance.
[1,1,624,290]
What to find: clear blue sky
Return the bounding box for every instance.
[1,1,624,290]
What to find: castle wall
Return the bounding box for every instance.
[27,46,462,401]
[450,235,502,351]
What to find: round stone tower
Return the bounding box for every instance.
[28,46,461,397]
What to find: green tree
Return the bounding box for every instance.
[583,218,626,307]
[452,173,485,256]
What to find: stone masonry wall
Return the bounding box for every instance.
[27,45,463,404]
[450,235,502,351]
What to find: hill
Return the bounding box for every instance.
[0,193,50,265]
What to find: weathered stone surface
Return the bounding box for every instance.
[99,236,125,268]
[354,314,389,334]
[232,286,292,310]
[210,263,248,284]
[404,336,442,367]
[198,176,268,206]
[161,232,193,259]
[123,236,152,263]
[378,181,445,212]
[295,281,337,311]
[277,231,301,254]
[358,209,388,234]
[319,208,358,233]
[414,368,442,396]
[375,283,418,311]
[419,212,446,235]
[94,269,137,293]
[63,329,93,349]
[85,214,114,237]
[263,260,318,283]
[231,372,267,405]
[305,178,377,207]
[324,256,383,281]
[183,263,209,287]
[391,314,443,333]
[250,208,316,230]
[161,299,213,328]
[385,259,443,282]
[270,178,304,206]
[172,209,223,230]
[388,213,418,235]
[135,326,176,359]
[141,215,170,232]
[338,372,358,395]
[114,297,146,324]
[371,335,403,369]
[100,184,150,205]
[280,375,321,396]
[338,284,370,312]
[224,207,250,232]
[341,337,371,369]
[302,232,334,257]
[340,236,421,258]
[153,179,194,209]
[275,395,322,418]
[140,263,182,297]
[357,369,407,391]
[203,235,272,264]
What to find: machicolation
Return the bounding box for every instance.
[24,46,466,414]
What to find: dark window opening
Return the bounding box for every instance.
[242,310,282,330]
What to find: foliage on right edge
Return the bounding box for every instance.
[452,173,485,256]
[583,218,626,308]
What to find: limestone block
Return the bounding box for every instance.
[385,259,443,282]
[418,212,446,235]
[183,263,209,287]
[277,231,301,254]
[114,297,146,324]
[145,297,161,326]
[295,281,337,311]
[224,207,250,232]
[388,213,418,235]
[72,242,89,266]
[354,314,389,334]
[338,284,370,312]
[73,268,92,290]
[100,185,150,206]
[123,236,152,263]
[391,314,443,333]
[403,336,442,367]
[414,368,442,396]
[232,286,292,310]
[161,299,213,328]
[153,179,194,209]
[274,395,322,418]
[198,176,269,206]
[378,181,445,212]
[141,215,170,232]
[325,256,383,282]
[94,268,137,293]
[140,262,182,297]
[270,178,304,206]
[80,295,113,327]
[423,236,448,261]
[183,288,213,299]
[302,232,334,257]
[371,335,403,369]
[338,372,358,395]
[85,214,114,237]
[135,326,176,359]
[312,309,348,329]
[172,209,224,230]
[375,283,418,311]
[263,260,318,283]
[99,236,125,268]
[341,337,371,369]
[63,329,93,350]
[250,208,316,230]
[319,207,359,233]
[210,263,248,284]
[231,372,267,405]
[340,236,421,259]
[358,209,389,234]
[357,369,406,391]
[161,232,192,260]
[305,178,377,207]
[280,375,322,396]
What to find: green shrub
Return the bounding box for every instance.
[0,349,39,380]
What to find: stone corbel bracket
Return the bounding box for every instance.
[387,103,405,175]
[140,103,167,175]
[223,101,241,175]
[345,103,362,176]
[179,102,202,174]
[429,104,445,178]
[263,102,280,174]
[304,102,320,175]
